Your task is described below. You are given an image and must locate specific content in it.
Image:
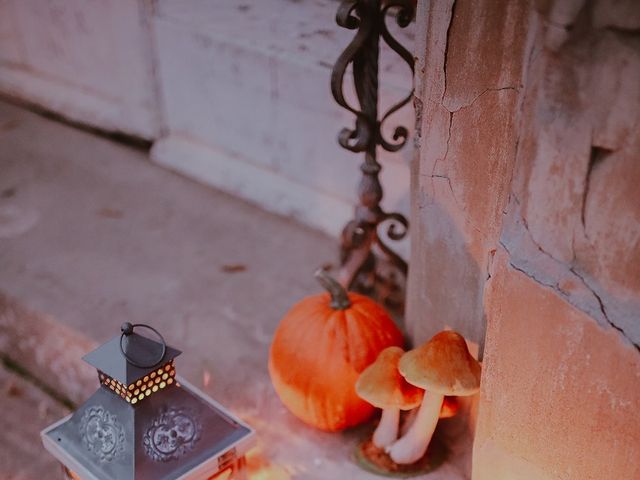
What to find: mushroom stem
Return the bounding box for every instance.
[386,392,444,464]
[372,407,400,448]
[400,406,418,436]
[314,268,351,310]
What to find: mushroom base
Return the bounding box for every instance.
[354,438,447,478]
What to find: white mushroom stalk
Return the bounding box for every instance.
[386,392,443,463]
[372,407,400,448]
[355,346,424,449]
[400,396,459,436]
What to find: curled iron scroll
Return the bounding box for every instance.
[377,1,415,152]
[330,0,415,154]
[331,0,376,153]
[375,212,409,276]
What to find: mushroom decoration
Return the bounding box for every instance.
[399,395,460,436]
[355,346,423,448]
[386,331,481,465]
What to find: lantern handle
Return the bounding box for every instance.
[119,322,167,368]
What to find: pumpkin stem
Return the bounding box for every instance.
[314,268,352,310]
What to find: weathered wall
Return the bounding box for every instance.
[476,251,640,480]
[151,0,413,240]
[408,0,530,346]
[0,0,160,139]
[411,0,640,478]
[0,0,414,242]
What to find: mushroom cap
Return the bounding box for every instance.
[356,346,424,410]
[399,331,481,396]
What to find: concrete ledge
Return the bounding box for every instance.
[0,293,96,405]
[151,134,354,238]
[0,360,70,478]
[0,64,157,139]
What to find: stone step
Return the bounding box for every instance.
[0,362,71,479]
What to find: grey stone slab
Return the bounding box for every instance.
[0,365,70,479]
[0,293,98,405]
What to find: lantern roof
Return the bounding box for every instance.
[83,323,182,385]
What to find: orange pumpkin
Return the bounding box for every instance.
[269,269,404,431]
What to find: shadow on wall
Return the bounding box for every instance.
[407,191,487,357]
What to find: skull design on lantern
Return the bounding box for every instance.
[143,407,202,462]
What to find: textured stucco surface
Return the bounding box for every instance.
[408,0,531,347]
[501,0,640,347]
[475,250,640,480]
[411,0,640,477]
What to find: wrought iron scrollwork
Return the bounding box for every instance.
[331,0,415,311]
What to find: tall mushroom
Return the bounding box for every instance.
[386,331,481,464]
[355,346,423,448]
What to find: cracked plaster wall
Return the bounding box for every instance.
[410,0,640,477]
[408,0,530,346]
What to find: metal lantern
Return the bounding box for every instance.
[41,323,256,480]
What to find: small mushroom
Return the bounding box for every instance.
[386,331,481,464]
[355,346,424,448]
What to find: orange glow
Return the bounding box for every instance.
[207,467,232,479]
[63,467,81,480]
[440,396,460,419]
[245,447,292,480]
[98,361,176,405]
[203,370,212,387]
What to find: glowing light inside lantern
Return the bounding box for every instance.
[97,360,177,404]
